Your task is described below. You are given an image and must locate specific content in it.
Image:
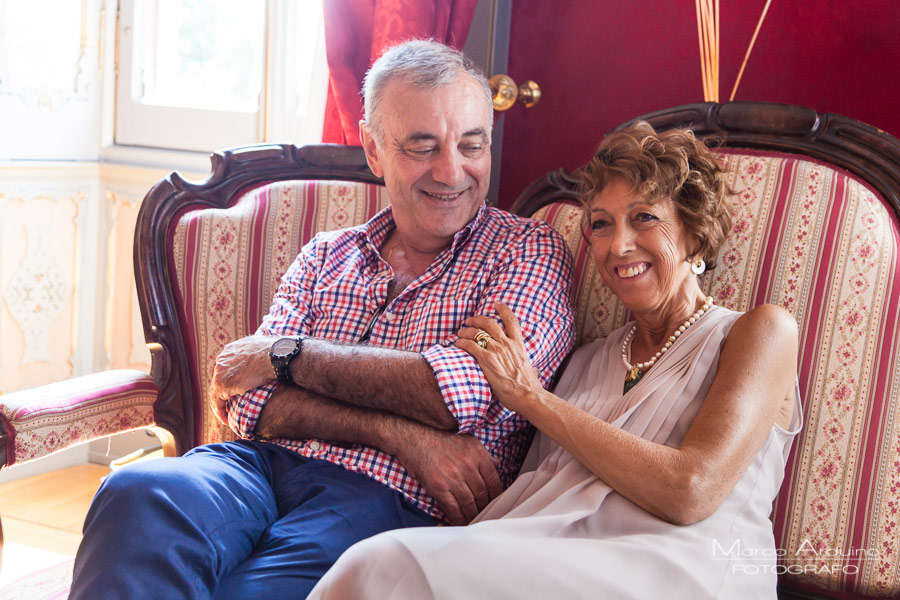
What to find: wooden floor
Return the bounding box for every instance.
[0,463,109,586]
[0,463,108,556]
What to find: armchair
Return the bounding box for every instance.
[132,144,387,457]
[514,102,900,599]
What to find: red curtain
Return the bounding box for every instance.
[321,0,479,145]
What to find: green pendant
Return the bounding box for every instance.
[624,367,643,394]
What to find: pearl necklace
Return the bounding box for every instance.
[622,296,714,393]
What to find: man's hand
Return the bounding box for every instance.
[209,335,277,425]
[395,427,503,525]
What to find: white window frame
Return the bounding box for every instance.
[112,0,327,156]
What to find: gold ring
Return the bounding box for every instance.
[474,330,493,349]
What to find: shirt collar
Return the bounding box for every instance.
[355,202,488,255]
[357,205,396,252]
[449,202,487,252]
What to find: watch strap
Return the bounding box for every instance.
[270,336,303,383]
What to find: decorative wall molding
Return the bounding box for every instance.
[103,185,150,371]
[6,219,72,365]
[0,0,103,160]
[0,161,204,393]
[0,0,97,109]
[1,191,81,391]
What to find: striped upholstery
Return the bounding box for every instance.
[531,149,900,597]
[170,180,389,446]
[0,370,158,466]
[162,149,897,596]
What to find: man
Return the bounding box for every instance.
[71,40,574,598]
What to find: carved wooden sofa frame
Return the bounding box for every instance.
[135,144,385,456]
[512,102,900,599]
[2,102,899,599]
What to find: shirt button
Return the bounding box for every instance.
[308,441,321,451]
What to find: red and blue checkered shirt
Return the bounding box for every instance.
[228,203,574,519]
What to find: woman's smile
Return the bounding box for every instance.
[615,262,650,279]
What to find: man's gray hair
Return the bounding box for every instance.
[362,39,493,144]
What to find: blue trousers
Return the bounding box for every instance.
[70,440,436,599]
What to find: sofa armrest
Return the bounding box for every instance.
[0,370,159,468]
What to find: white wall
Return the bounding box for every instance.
[0,1,199,482]
[0,0,104,160]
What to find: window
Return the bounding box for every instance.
[116,0,327,153]
[0,0,99,160]
[1,1,84,96]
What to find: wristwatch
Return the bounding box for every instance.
[269,336,304,383]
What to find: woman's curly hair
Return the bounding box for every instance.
[575,121,733,270]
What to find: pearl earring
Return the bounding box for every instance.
[691,257,706,275]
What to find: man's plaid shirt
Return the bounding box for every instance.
[228,203,575,520]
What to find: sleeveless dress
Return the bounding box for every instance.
[310,306,803,599]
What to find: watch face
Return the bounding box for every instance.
[272,337,298,358]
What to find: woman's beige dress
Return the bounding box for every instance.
[310,306,802,599]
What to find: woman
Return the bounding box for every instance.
[310,122,802,599]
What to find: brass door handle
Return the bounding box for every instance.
[489,74,541,111]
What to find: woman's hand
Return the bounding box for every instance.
[456,302,544,414]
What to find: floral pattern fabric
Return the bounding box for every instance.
[1,370,158,466]
[533,150,900,597]
[172,180,391,448]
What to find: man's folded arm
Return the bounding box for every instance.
[225,219,576,441]
[422,225,577,433]
[285,342,457,430]
[254,384,403,445]
[284,224,578,436]
[227,381,438,467]
[232,383,502,525]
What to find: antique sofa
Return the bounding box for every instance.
[1,102,899,599]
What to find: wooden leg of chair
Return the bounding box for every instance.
[149,426,179,457]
